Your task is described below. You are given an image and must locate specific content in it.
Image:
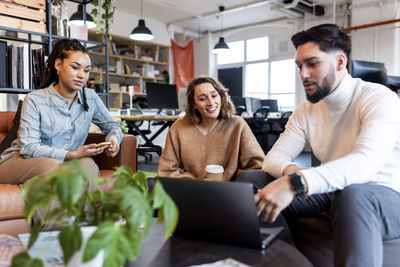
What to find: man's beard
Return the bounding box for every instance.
[305,71,335,103]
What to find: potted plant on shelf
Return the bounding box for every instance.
[90,0,116,35]
[11,160,178,267]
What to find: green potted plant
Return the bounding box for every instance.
[90,0,115,35]
[11,160,178,267]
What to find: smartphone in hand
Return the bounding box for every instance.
[96,141,111,147]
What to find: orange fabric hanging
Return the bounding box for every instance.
[171,40,194,90]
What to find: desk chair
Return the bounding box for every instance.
[126,120,158,161]
[266,111,293,149]
[247,106,271,153]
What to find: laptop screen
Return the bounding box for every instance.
[158,178,282,249]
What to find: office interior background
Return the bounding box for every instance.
[1,0,399,148]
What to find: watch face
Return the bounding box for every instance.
[289,173,305,195]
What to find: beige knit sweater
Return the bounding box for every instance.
[158,115,264,181]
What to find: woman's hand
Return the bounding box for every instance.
[65,143,107,160]
[105,139,119,158]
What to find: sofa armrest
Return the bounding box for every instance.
[85,133,137,171]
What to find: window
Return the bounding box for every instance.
[245,62,268,98]
[217,36,296,110]
[217,41,244,65]
[270,59,296,108]
[246,36,269,61]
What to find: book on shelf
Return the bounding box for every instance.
[0,40,8,88]
[134,45,141,59]
[21,43,29,89]
[32,48,45,89]
[154,46,159,62]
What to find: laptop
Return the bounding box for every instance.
[158,177,283,249]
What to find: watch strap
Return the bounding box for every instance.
[289,173,305,196]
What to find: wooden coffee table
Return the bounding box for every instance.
[126,222,313,267]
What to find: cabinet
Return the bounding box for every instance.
[87,31,170,110]
[0,0,110,107]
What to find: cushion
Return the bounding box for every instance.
[0,100,23,155]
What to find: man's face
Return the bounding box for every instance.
[295,42,338,103]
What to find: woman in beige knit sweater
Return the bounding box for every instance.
[158,76,265,181]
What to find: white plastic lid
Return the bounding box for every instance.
[205,164,224,174]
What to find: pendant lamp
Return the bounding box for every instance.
[130,0,154,41]
[69,4,96,29]
[212,6,229,54]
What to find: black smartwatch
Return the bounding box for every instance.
[288,173,305,196]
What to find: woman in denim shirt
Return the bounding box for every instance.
[0,38,123,184]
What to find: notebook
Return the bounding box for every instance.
[158,177,283,249]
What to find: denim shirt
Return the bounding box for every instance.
[1,84,123,161]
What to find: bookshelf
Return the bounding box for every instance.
[87,31,170,109]
[0,0,111,107]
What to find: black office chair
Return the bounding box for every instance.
[127,120,155,161]
[235,105,246,116]
[267,111,293,148]
[247,106,271,153]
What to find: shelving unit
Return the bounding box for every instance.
[0,0,110,107]
[87,31,170,109]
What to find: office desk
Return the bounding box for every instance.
[115,115,180,156]
[127,222,313,267]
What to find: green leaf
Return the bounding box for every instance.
[119,187,153,236]
[59,224,82,264]
[56,173,85,210]
[83,222,114,262]
[158,195,179,238]
[114,169,148,195]
[84,222,141,267]
[27,220,43,249]
[151,181,179,238]
[11,252,44,267]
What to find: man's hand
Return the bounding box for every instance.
[254,175,296,223]
[105,139,119,158]
[66,143,107,160]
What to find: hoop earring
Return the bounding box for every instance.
[57,70,60,76]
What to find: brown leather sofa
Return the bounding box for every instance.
[0,111,137,237]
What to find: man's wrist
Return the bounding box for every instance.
[296,171,308,195]
[288,172,307,196]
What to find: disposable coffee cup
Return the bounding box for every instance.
[205,164,224,181]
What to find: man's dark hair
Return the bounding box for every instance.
[291,24,351,58]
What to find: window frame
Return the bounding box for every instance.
[217,35,296,110]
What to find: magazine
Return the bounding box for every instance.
[18,231,64,266]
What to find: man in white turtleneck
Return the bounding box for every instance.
[239,24,400,266]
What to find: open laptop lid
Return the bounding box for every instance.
[158,178,282,249]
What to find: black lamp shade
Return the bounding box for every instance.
[69,4,96,28]
[213,37,229,53]
[130,19,154,41]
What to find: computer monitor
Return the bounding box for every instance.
[145,82,179,112]
[351,60,387,85]
[387,76,400,92]
[261,99,278,112]
[230,95,246,109]
[250,98,262,113]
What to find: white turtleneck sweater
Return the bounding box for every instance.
[263,72,400,195]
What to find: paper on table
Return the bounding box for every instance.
[18,231,64,266]
[188,258,251,267]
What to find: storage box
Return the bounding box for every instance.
[0,0,47,34]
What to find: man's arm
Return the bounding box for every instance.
[262,108,307,177]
